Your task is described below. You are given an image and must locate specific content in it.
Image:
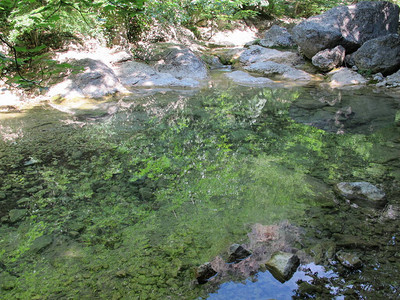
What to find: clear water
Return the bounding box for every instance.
[208,263,339,300]
[0,73,399,299]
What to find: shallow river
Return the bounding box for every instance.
[1,72,399,299]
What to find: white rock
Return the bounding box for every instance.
[47,58,129,99]
[328,68,367,87]
[239,45,300,66]
[244,61,311,82]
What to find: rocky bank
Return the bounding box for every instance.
[2,1,400,107]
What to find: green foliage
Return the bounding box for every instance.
[264,0,354,17]
[0,0,145,88]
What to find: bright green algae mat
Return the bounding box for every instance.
[1,85,399,299]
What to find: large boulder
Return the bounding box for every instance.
[312,45,346,72]
[259,25,295,48]
[48,59,128,99]
[292,1,399,59]
[377,69,400,87]
[138,43,208,80]
[352,34,400,75]
[114,61,200,88]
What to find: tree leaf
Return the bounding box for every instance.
[14,46,28,52]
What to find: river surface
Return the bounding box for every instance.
[0,72,399,299]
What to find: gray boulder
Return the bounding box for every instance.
[114,61,201,88]
[312,45,345,72]
[259,25,295,48]
[239,45,300,66]
[378,69,400,87]
[141,43,208,80]
[336,181,386,208]
[244,61,312,82]
[292,1,399,59]
[213,47,244,65]
[115,61,157,86]
[353,34,400,75]
[265,251,300,283]
[48,59,128,99]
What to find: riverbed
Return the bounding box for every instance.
[1,72,399,299]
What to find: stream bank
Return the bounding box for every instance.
[1,2,400,299]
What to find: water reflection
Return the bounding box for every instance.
[208,263,339,300]
[290,88,400,134]
[0,77,399,299]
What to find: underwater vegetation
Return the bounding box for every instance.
[0,83,399,299]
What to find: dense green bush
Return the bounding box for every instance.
[0,0,144,88]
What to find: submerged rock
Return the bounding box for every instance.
[336,250,362,269]
[228,244,252,263]
[308,242,336,265]
[336,182,386,208]
[196,262,217,284]
[265,251,300,283]
[333,233,379,249]
[30,235,53,253]
[8,209,27,223]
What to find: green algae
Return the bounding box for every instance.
[0,83,399,299]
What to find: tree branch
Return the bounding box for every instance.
[0,34,41,87]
